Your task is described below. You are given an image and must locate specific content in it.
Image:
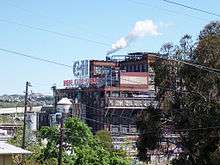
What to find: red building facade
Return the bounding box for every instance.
[57,52,158,135]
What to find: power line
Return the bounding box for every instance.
[175,125,220,133]
[127,0,177,14]
[0,49,216,139]
[80,115,220,134]
[0,19,110,47]
[126,0,209,22]
[162,0,220,18]
[0,46,219,102]
[0,48,72,68]
[84,104,137,122]
[1,46,219,77]
[4,0,113,41]
[57,78,212,125]
[0,47,219,80]
[118,55,220,75]
[1,47,217,134]
[165,58,220,76]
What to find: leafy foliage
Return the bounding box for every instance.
[95,130,114,152]
[10,117,131,165]
[199,21,220,40]
[136,106,162,161]
[137,21,220,165]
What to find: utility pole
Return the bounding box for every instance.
[58,112,64,165]
[22,81,31,149]
[52,85,57,111]
[52,85,64,165]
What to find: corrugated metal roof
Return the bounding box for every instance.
[0,142,31,155]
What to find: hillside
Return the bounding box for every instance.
[0,93,53,108]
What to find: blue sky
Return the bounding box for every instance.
[0,0,219,95]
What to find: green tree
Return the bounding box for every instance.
[95,130,129,160]
[199,21,220,40]
[95,130,114,152]
[210,145,220,165]
[136,106,161,161]
[137,21,220,165]
[34,117,131,165]
[8,127,43,165]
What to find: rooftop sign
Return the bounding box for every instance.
[73,60,89,78]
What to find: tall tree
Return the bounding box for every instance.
[95,130,114,152]
[136,106,162,161]
[37,117,131,165]
[137,22,220,165]
[199,21,220,40]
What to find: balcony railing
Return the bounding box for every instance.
[108,124,138,134]
[105,97,158,109]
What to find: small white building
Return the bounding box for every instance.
[0,142,31,165]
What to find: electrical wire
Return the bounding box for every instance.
[0,47,219,116]
[161,57,220,76]
[0,48,218,135]
[86,116,220,134]
[126,0,209,22]
[4,0,113,40]
[55,69,219,134]
[78,115,220,134]
[0,48,72,68]
[162,0,220,18]
[84,104,137,122]
[2,46,218,76]
[22,72,218,136]
[0,45,219,104]
[0,47,219,95]
[0,18,110,47]
[62,114,220,157]
[56,74,212,127]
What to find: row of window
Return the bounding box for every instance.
[123,64,147,72]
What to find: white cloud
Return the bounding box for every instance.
[107,19,161,55]
[112,37,128,49]
[130,20,161,37]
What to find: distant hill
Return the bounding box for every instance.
[0,94,53,108]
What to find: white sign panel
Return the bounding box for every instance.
[73,60,89,77]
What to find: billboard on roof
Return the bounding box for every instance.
[120,72,148,85]
[73,60,89,78]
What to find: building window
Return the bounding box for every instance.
[111,92,120,97]
[128,65,131,72]
[139,65,142,72]
[131,65,135,72]
[135,65,139,72]
[143,64,147,72]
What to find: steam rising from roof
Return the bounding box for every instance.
[107,20,161,55]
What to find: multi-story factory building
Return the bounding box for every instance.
[57,52,157,132]
[56,52,158,156]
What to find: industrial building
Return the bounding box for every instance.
[55,52,158,157]
[57,52,157,132]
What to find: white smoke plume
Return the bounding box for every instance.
[107,19,161,55]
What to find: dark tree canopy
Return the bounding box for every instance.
[199,21,220,40]
[136,106,162,161]
[137,21,220,165]
[196,36,220,69]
